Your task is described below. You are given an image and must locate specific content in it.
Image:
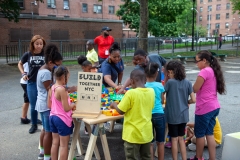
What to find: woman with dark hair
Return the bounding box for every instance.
[36,44,63,159]
[188,50,226,160]
[98,42,124,89]
[118,49,166,93]
[18,35,46,134]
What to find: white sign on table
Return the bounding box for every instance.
[75,72,103,118]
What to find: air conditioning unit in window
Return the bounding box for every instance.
[64,6,69,10]
[51,4,56,9]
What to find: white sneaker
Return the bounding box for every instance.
[188,143,196,151]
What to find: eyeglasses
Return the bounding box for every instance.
[195,59,202,63]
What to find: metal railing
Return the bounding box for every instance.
[1,36,239,64]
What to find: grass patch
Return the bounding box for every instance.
[62,60,78,66]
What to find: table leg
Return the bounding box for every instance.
[68,118,83,160]
[108,120,115,133]
[99,123,111,160]
[84,123,101,160]
[84,124,100,160]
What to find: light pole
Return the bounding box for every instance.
[208,10,211,37]
[191,8,199,39]
[31,1,37,36]
[190,0,196,51]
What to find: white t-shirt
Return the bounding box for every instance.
[20,62,29,84]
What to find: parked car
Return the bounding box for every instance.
[197,37,215,43]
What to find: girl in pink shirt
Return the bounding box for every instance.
[47,66,76,160]
[189,50,226,160]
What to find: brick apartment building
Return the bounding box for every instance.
[0,0,129,45]
[197,0,240,37]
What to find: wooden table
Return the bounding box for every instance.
[68,114,124,160]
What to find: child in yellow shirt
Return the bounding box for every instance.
[110,69,155,160]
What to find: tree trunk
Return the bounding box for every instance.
[138,0,148,52]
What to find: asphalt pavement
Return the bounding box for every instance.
[0,57,240,160]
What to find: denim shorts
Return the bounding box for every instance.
[40,110,51,132]
[152,113,165,143]
[194,108,220,138]
[50,115,74,136]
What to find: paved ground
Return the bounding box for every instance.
[0,57,240,160]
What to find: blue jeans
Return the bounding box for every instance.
[27,81,38,125]
[40,110,51,132]
[152,113,165,143]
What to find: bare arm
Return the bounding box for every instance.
[188,92,196,104]
[117,72,123,85]
[110,102,125,115]
[193,76,205,93]
[43,80,52,91]
[59,88,75,112]
[104,75,118,88]
[18,60,24,74]
[117,78,131,94]
[47,89,52,109]
[161,93,165,104]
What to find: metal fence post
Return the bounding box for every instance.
[18,39,22,59]
[236,39,239,57]
[60,41,63,56]
[5,45,8,63]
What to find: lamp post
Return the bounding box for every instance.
[190,0,196,51]
[191,8,199,39]
[208,10,211,37]
[31,1,37,36]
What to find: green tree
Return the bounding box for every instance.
[230,0,240,14]
[117,0,188,37]
[0,0,43,22]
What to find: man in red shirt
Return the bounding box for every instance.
[94,26,114,64]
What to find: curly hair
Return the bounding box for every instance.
[109,42,121,54]
[166,60,186,81]
[196,50,226,94]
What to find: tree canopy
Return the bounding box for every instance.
[116,0,188,37]
[0,0,43,22]
[230,0,240,14]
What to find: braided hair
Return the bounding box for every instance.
[77,55,91,67]
[44,43,63,83]
[144,63,159,78]
[54,65,69,86]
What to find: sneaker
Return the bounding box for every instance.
[21,117,31,124]
[38,153,44,160]
[37,119,42,125]
[187,156,204,160]
[29,124,38,134]
[164,142,172,148]
[188,143,196,151]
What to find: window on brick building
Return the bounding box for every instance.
[47,0,56,8]
[226,3,230,10]
[82,3,88,13]
[226,13,229,19]
[15,0,24,9]
[10,28,31,42]
[208,5,212,11]
[208,0,212,2]
[63,0,69,10]
[225,23,229,29]
[51,30,69,40]
[200,7,203,12]
[93,4,102,14]
[109,6,115,14]
[200,0,203,4]
[207,15,211,20]
[215,23,220,29]
[216,4,221,10]
[199,16,202,21]
[216,14,220,20]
